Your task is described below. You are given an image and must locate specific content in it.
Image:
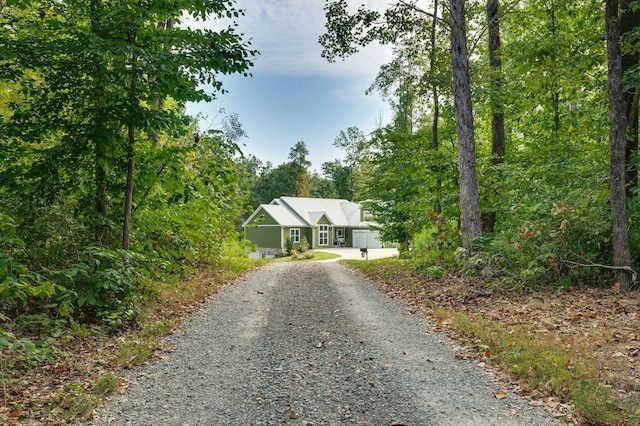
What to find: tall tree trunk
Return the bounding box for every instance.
[123,122,135,251]
[430,0,439,153]
[482,0,505,233]
[122,18,139,251]
[450,0,482,251]
[430,0,446,249]
[543,5,561,143]
[605,0,634,290]
[90,0,110,245]
[621,0,639,197]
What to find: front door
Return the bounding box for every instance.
[335,228,345,246]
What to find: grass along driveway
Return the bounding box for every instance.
[345,258,640,426]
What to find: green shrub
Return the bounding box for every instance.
[291,252,314,261]
[49,245,144,327]
[285,237,295,255]
[298,236,310,252]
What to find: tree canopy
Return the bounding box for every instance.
[320,0,640,288]
[0,0,256,324]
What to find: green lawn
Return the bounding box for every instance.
[273,250,341,262]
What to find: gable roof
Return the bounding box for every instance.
[243,196,372,228]
[260,204,307,227]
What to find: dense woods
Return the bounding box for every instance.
[318,0,640,289]
[0,0,255,342]
[0,0,640,422]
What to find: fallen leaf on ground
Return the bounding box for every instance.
[494,390,507,400]
[8,409,23,418]
[547,399,560,408]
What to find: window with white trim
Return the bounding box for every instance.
[289,228,300,243]
[319,225,329,246]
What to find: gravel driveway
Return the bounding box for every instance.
[87,262,558,425]
[314,248,399,261]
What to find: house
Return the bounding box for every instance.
[242,196,383,257]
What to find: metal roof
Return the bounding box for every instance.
[244,197,371,228]
[259,204,307,227]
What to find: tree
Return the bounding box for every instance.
[605,0,634,290]
[332,126,374,200]
[365,127,423,257]
[288,141,312,197]
[481,0,505,234]
[309,170,338,199]
[321,0,482,251]
[321,160,354,200]
[1,0,256,250]
[621,0,640,196]
[450,0,482,249]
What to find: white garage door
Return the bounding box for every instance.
[353,230,383,249]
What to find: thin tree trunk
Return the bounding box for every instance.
[621,0,639,197]
[430,0,439,153]
[122,16,139,251]
[543,5,560,143]
[482,0,505,233]
[430,0,445,248]
[605,0,633,290]
[90,0,110,245]
[450,0,482,251]
[122,122,135,251]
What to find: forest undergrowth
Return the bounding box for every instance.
[0,258,265,425]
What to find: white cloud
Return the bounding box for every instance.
[206,0,394,77]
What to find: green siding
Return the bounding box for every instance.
[312,215,330,248]
[283,227,314,249]
[302,228,312,247]
[246,209,278,226]
[245,225,281,248]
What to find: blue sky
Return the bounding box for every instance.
[186,0,393,172]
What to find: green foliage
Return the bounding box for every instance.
[0,213,62,310]
[297,236,310,253]
[0,1,257,334]
[289,141,311,198]
[320,0,630,289]
[249,162,297,207]
[117,334,162,368]
[48,245,144,326]
[285,237,295,255]
[92,372,120,396]
[309,169,339,199]
[50,383,100,421]
[291,252,315,261]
